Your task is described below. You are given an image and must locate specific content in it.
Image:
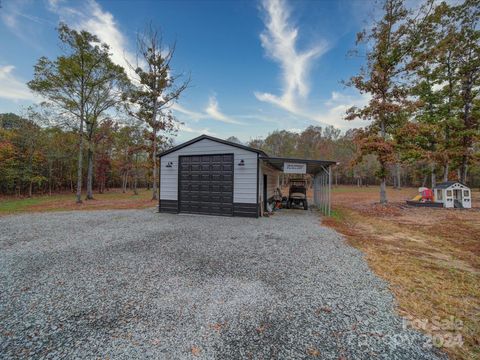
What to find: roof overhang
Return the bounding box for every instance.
[260,156,337,175]
[157,134,268,158]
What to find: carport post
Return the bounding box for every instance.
[322,169,327,215]
[320,165,331,216]
[320,172,325,214]
[328,165,332,216]
[324,171,328,215]
[318,172,321,212]
[313,173,319,207]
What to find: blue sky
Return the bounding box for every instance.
[0,0,373,143]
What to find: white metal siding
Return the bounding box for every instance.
[160,139,258,203]
[259,161,280,202]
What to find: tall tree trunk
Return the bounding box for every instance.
[85,147,94,200]
[379,120,387,204]
[28,181,33,198]
[431,163,436,189]
[380,176,387,204]
[48,161,52,196]
[395,163,401,189]
[122,172,128,193]
[460,163,468,184]
[152,128,158,200]
[460,73,473,184]
[443,162,449,182]
[133,169,138,195]
[76,116,84,204]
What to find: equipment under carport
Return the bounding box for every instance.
[287,179,308,210]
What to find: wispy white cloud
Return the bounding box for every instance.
[172,96,244,126]
[254,0,369,130]
[205,96,243,125]
[47,0,139,81]
[171,103,207,121]
[311,92,371,129]
[255,0,328,113]
[0,0,53,49]
[0,65,39,102]
[177,123,216,137]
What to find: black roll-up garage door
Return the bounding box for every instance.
[179,154,234,216]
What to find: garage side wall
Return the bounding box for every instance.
[160,139,259,216]
[259,161,280,204]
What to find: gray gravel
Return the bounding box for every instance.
[0,209,446,359]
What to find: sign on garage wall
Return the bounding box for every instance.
[283,162,306,174]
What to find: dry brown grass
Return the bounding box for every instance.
[0,189,156,215]
[323,186,480,360]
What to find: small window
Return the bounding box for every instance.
[463,190,470,197]
[446,190,452,197]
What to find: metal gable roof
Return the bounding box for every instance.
[157,135,337,174]
[157,134,269,158]
[435,181,469,189]
[260,156,336,175]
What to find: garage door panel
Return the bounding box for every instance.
[190,184,200,191]
[222,184,233,192]
[179,154,234,216]
[180,184,190,191]
[189,194,201,202]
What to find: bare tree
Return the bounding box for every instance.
[124,25,189,200]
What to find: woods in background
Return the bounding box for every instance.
[346,0,479,203]
[0,0,478,200]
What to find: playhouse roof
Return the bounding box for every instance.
[435,181,469,189]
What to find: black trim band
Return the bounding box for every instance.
[233,202,259,218]
[159,199,178,213]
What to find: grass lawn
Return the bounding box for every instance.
[323,185,480,360]
[0,189,156,215]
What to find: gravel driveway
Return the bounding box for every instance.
[0,209,445,359]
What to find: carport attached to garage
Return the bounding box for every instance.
[157,134,335,217]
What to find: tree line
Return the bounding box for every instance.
[345,0,479,203]
[0,24,188,201]
[249,0,479,203]
[0,111,173,197]
[0,0,478,204]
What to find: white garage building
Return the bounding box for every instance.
[158,135,335,217]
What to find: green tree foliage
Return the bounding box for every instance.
[346,0,435,204]
[28,23,129,203]
[396,0,479,185]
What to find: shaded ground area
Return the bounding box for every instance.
[0,210,444,359]
[0,189,156,215]
[324,186,480,360]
